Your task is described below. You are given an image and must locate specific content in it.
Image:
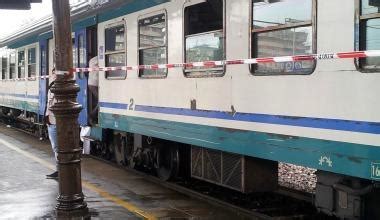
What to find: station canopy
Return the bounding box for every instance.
[0,0,42,10]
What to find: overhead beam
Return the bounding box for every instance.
[0,0,42,10]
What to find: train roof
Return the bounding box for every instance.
[0,0,169,49]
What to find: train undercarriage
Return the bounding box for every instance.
[0,107,45,138]
[1,107,379,219]
[90,129,380,220]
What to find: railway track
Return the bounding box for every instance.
[0,117,43,138]
[1,117,337,220]
[89,153,338,220]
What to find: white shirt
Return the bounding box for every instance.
[88,56,99,87]
[45,84,57,125]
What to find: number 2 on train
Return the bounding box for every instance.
[128,98,135,111]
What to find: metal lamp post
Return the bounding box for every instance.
[51,0,87,215]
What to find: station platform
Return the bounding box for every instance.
[0,125,247,219]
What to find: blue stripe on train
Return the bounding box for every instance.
[99,101,380,134]
[99,102,128,109]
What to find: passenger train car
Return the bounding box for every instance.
[0,0,379,218]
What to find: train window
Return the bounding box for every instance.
[27,48,36,78]
[9,53,15,79]
[1,57,7,79]
[78,35,86,67]
[138,13,167,78]
[72,37,77,68]
[358,0,380,71]
[1,57,6,79]
[18,50,25,78]
[251,0,315,75]
[105,24,126,79]
[184,0,225,77]
[77,34,86,79]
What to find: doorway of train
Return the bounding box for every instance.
[74,24,98,126]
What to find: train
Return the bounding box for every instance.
[0,0,380,219]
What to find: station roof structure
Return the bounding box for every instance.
[0,0,42,10]
[0,0,168,48]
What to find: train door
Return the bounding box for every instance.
[86,26,98,125]
[74,29,88,126]
[38,39,48,118]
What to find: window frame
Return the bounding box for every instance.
[138,10,168,79]
[9,53,16,79]
[104,20,127,80]
[249,0,317,76]
[182,0,226,78]
[355,0,380,73]
[77,33,86,79]
[17,49,26,79]
[1,56,7,80]
[27,47,37,79]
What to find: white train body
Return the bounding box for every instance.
[96,0,380,181]
[0,0,380,218]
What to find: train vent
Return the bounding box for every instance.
[191,146,278,193]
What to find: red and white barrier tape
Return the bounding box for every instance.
[75,50,380,72]
[0,75,50,82]
[1,50,379,82]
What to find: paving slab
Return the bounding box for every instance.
[0,125,249,219]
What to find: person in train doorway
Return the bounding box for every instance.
[45,68,58,179]
[88,56,99,126]
[80,56,99,155]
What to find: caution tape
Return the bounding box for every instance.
[1,50,379,81]
[0,75,50,82]
[75,50,380,72]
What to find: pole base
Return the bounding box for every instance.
[56,193,88,213]
[56,207,89,219]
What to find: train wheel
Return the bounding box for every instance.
[113,133,125,166]
[124,134,136,169]
[99,141,112,160]
[1,107,9,115]
[155,146,180,181]
[10,109,21,118]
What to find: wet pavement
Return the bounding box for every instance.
[0,125,249,219]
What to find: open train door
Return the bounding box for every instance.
[74,28,88,126]
[38,37,49,120]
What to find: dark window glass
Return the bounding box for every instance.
[139,14,167,78]
[361,0,380,15]
[184,1,224,77]
[40,45,47,76]
[105,25,125,51]
[9,53,15,79]
[184,1,223,36]
[18,51,25,78]
[1,57,7,79]
[252,0,314,75]
[359,0,380,71]
[105,24,126,79]
[28,48,36,77]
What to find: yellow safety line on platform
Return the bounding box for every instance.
[0,138,157,220]
[82,182,155,219]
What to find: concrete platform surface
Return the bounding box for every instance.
[0,125,249,219]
